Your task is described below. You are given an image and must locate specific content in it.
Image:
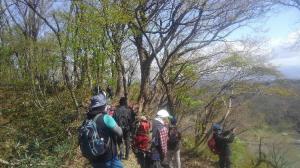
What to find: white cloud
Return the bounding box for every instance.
[268,29,300,78]
[269,30,300,48]
[270,56,300,67]
[286,30,300,45]
[269,29,300,55]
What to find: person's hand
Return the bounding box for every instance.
[232,128,237,134]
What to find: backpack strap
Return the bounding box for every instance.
[93,113,111,149]
[93,113,102,123]
[92,113,102,132]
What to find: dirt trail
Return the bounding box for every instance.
[63,147,215,168]
[63,147,140,168]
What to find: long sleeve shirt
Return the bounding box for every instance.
[151,117,169,160]
[159,126,169,157]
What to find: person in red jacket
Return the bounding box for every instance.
[133,116,152,168]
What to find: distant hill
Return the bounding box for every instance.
[279,66,300,79]
[237,79,300,167]
[249,79,300,132]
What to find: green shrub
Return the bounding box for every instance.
[231,138,255,168]
[0,88,80,167]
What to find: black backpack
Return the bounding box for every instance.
[115,107,130,132]
[168,126,180,150]
[78,114,111,160]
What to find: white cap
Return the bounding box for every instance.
[157,109,170,118]
[140,116,147,121]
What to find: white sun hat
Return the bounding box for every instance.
[157,109,170,118]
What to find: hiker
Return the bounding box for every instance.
[106,85,113,99]
[113,97,132,160]
[81,91,123,168]
[150,109,171,168]
[167,117,181,168]
[93,85,106,97]
[107,105,116,116]
[133,116,152,168]
[212,124,236,168]
[129,103,138,135]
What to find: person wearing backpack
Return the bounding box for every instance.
[129,103,138,136]
[79,91,124,168]
[133,116,152,168]
[211,124,235,168]
[167,117,181,168]
[113,97,132,160]
[106,85,113,99]
[150,109,171,168]
[93,85,106,97]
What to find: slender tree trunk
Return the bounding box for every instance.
[73,50,80,87]
[121,64,127,99]
[61,51,79,111]
[100,53,105,86]
[115,55,123,97]
[97,54,103,88]
[86,52,92,90]
[78,53,87,88]
[58,33,79,111]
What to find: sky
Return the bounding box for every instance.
[228,5,300,79]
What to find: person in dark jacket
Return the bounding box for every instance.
[106,85,113,99]
[167,117,181,168]
[129,103,138,135]
[87,92,123,168]
[113,97,132,160]
[212,124,235,168]
[93,85,106,97]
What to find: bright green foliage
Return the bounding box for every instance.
[0,87,80,167]
[231,138,255,168]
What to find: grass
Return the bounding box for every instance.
[231,138,255,168]
[181,135,258,168]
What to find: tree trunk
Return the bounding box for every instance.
[121,62,128,99]
[86,52,92,90]
[62,53,79,111]
[115,52,127,98]
[134,34,154,113]
[73,50,80,87]
[100,53,105,86]
[78,52,87,88]
[115,55,123,97]
[138,58,152,113]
